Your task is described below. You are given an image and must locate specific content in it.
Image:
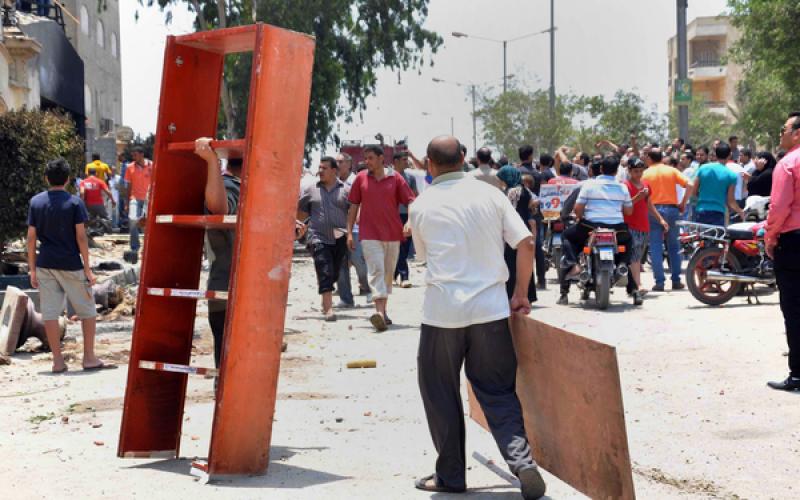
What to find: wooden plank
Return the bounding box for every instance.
[207,24,316,477]
[146,288,228,301]
[139,360,218,377]
[468,316,635,500]
[155,215,236,229]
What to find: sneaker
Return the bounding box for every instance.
[672,281,685,290]
[324,311,337,322]
[556,294,569,305]
[400,280,412,288]
[383,313,392,326]
[633,290,644,306]
[651,284,665,292]
[334,301,355,309]
[370,313,388,332]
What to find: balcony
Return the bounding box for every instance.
[705,101,729,116]
[689,58,726,80]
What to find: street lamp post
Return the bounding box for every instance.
[432,75,513,155]
[452,27,555,94]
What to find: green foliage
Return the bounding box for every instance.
[476,87,575,158]
[668,96,732,148]
[0,110,84,246]
[141,0,442,151]
[579,91,666,146]
[728,0,800,147]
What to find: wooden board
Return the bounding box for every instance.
[468,315,635,500]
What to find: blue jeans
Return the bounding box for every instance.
[394,213,411,281]
[336,230,369,304]
[129,199,145,251]
[649,206,682,286]
[695,210,724,226]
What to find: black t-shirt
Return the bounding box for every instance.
[27,190,89,270]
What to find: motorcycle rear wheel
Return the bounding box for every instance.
[596,267,612,310]
[686,247,742,306]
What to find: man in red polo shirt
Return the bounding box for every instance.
[347,145,416,331]
[80,168,116,219]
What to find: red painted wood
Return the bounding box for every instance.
[117,37,224,458]
[207,24,315,476]
[175,25,258,54]
[167,139,245,159]
[154,215,237,229]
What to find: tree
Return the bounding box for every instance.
[577,91,666,147]
[476,87,576,157]
[668,96,732,148]
[728,0,800,148]
[0,110,84,247]
[140,0,442,150]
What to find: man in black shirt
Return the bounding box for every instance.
[518,145,547,289]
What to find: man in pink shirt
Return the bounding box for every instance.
[347,145,416,331]
[766,112,800,392]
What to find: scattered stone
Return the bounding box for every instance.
[346,360,376,369]
[93,440,104,446]
[363,411,372,417]
[335,417,343,423]
[61,416,69,424]
[92,423,103,428]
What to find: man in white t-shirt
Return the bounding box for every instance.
[409,135,545,499]
[726,159,750,208]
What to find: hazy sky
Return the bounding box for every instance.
[121,0,729,155]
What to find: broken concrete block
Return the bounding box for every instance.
[0,286,29,355]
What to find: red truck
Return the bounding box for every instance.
[339,134,408,168]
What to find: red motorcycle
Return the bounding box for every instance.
[684,221,774,306]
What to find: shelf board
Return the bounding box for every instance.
[155,215,237,229]
[147,288,228,300]
[175,25,258,54]
[167,139,245,159]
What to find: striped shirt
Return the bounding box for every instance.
[576,175,632,225]
[298,180,350,245]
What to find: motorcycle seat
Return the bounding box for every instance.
[727,228,754,241]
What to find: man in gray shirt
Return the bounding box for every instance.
[298,156,351,321]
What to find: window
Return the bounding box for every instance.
[110,32,118,58]
[96,19,104,48]
[80,5,89,36]
[84,84,92,115]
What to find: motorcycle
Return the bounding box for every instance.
[543,218,567,273]
[683,220,774,306]
[574,228,629,310]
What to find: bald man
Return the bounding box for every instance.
[409,136,546,499]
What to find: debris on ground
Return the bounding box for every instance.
[347,360,377,369]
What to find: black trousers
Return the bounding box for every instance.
[504,244,537,303]
[394,213,411,280]
[418,319,536,489]
[209,309,226,368]
[534,219,546,283]
[310,237,348,294]
[775,231,800,378]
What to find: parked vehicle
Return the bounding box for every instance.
[684,220,774,306]
[575,228,629,310]
[543,218,567,273]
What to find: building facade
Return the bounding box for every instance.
[667,16,742,122]
[61,0,122,138]
[0,21,42,113]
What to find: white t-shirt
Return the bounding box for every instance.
[409,172,532,328]
[726,162,746,200]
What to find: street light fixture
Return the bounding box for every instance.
[450,27,555,93]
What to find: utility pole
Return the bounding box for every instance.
[450,116,455,136]
[676,0,689,141]
[549,0,555,121]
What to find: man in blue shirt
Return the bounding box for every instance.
[27,158,107,373]
[559,155,635,304]
[688,142,745,226]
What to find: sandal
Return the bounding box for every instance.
[414,474,466,493]
[83,362,118,371]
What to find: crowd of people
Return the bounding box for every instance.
[21,110,800,498]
